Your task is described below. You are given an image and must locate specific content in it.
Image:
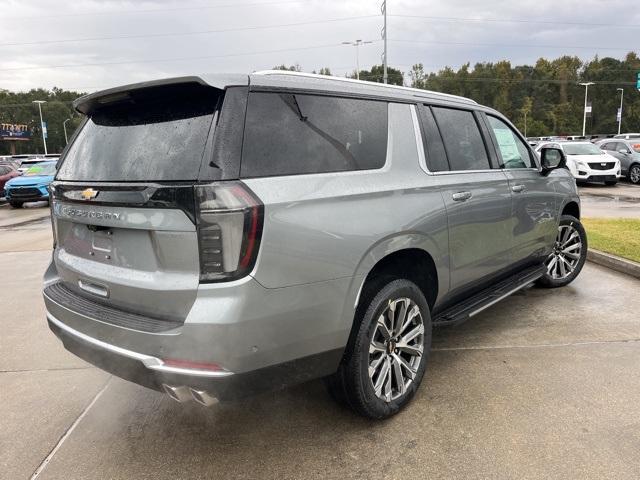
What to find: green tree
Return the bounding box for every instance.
[350,65,404,85]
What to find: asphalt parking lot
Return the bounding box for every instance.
[1,198,640,479]
[579,182,640,218]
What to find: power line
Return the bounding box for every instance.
[390,39,635,52]
[390,13,640,29]
[4,0,314,21]
[0,15,379,48]
[0,42,380,72]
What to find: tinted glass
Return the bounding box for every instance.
[600,142,613,150]
[241,93,387,178]
[57,86,219,181]
[421,107,449,171]
[616,142,630,153]
[432,107,489,171]
[486,116,533,169]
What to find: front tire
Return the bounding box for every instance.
[605,181,617,186]
[327,278,432,419]
[629,164,640,185]
[537,215,587,288]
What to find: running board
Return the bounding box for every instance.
[433,265,545,327]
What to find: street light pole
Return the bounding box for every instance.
[32,100,47,154]
[579,82,594,137]
[342,39,373,80]
[63,118,71,144]
[381,0,388,84]
[617,88,624,135]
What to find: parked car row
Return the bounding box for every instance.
[533,136,640,185]
[0,155,59,207]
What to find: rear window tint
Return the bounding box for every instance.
[432,107,490,171]
[57,85,220,182]
[420,107,450,171]
[241,92,387,178]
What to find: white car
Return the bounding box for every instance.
[535,141,621,185]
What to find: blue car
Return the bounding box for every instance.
[5,160,57,208]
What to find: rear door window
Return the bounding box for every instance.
[419,106,450,172]
[431,107,490,171]
[241,92,387,178]
[57,85,220,182]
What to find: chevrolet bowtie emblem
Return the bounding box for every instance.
[80,188,98,200]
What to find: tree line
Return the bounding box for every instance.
[278,53,640,137]
[0,87,84,155]
[1,52,638,155]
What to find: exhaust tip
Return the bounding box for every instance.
[190,388,218,407]
[162,384,192,403]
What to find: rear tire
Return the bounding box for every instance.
[629,164,640,185]
[326,278,432,419]
[9,201,23,208]
[537,215,587,288]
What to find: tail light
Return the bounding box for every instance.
[195,182,263,282]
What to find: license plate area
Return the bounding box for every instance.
[90,228,113,254]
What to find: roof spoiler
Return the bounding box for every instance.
[73,74,249,115]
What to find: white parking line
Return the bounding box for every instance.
[30,376,112,480]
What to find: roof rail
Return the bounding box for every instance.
[252,70,477,105]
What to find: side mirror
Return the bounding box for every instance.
[540,147,566,176]
[618,148,631,155]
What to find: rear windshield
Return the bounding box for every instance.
[57,85,220,182]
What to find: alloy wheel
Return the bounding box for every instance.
[368,297,424,402]
[630,165,640,184]
[545,223,583,280]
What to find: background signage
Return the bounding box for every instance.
[0,123,31,141]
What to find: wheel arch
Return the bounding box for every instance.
[335,234,446,365]
[561,201,580,219]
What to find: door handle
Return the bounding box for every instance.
[511,184,526,193]
[452,191,472,202]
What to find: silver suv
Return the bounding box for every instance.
[43,71,586,419]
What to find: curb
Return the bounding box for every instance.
[587,249,640,280]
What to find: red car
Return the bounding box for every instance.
[0,164,20,197]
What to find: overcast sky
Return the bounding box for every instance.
[0,0,638,92]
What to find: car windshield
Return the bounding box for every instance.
[562,143,602,155]
[24,162,56,176]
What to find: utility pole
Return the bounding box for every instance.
[579,82,594,137]
[32,100,47,155]
[342,39,372,80]
[524,111,528,138]
[617,88,624,135]
[381,0,388,84]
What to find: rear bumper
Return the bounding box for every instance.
[47,312,341,400]
[43,256,355,399]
